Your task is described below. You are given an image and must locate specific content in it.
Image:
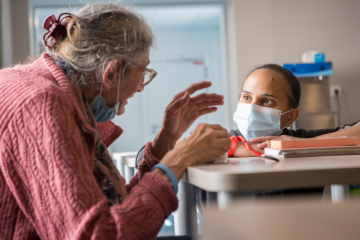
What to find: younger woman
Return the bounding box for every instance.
[229,64,344,157]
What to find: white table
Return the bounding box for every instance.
[185,155,360,206]
[199,199,360,240]
[175,155,360,235]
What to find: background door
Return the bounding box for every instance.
[143,60,208,141]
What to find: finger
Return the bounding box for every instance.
[211,137,232,151]
[257,142,269,149]
[166,92,190,115]
[199,149,227,163]
[194,123,223,132]
[192,93,224,103]
[251,144,265,153]
[198,107,218,116]
[183,81,212,96]
[196,100,224,109]
[249,137,268,143]
[171,91,188,103]
[205,145,229,158]
[170,82,214,103]
[200,125,229,140]
[172,82,212,101]
[211,148,228,157]
[249,136,279,143]
[204,129,230,140]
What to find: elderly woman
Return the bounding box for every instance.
[0,3,230,240]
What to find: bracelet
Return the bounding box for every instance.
[151,163,178,194]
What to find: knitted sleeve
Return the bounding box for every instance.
[1,91,177,240]
[125,143,161,193]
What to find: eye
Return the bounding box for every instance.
[243,95,250,101]
[263,98,273,105]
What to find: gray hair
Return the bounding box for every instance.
[47,2,154,86]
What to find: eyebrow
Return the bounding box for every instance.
[242,90,279,99]
[263,94,279,99]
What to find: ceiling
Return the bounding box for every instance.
[137,5,221,30]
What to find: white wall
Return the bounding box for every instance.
[151,28,224,121]
[232,0,360,126]
[1,0,12,67]
[11,0,30,64]
[0,0,29,67]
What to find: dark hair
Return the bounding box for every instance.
[248,63,301,109]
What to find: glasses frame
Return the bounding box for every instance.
[131,63,157,86]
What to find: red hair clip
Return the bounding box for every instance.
[43,13,72,49]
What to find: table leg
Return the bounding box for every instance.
[331,184,349,203]
[174,180,197,236]
[116,162,125,178]
[124,165,134,184]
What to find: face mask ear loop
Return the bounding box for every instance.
[114,70,121,114]
[281,108,294,130]
[99,83,103,96]
[281,108,293,116]
[116,70,121,103]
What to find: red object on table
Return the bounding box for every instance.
[228,136,262,157]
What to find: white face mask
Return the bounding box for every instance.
[233,103,292,141]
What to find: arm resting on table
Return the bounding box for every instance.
[315,121,360,139]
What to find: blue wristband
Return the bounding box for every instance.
[151,163,178,194]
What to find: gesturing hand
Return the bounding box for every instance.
[151,81,224,159]
[162,81,224,139]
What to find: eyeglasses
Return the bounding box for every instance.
[131,63,157,86]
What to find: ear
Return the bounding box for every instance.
[285,108,299,127]
[102,59,122,90]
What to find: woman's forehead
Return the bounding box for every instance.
[243,69,288,96]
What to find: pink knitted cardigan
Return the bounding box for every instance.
[0,53,178,240]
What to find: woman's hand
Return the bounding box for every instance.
[159,123,231,180]
[151,81,224,159]
[233,141,264,157]
[250,135,299,149]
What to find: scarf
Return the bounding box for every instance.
[73,85,128,206]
